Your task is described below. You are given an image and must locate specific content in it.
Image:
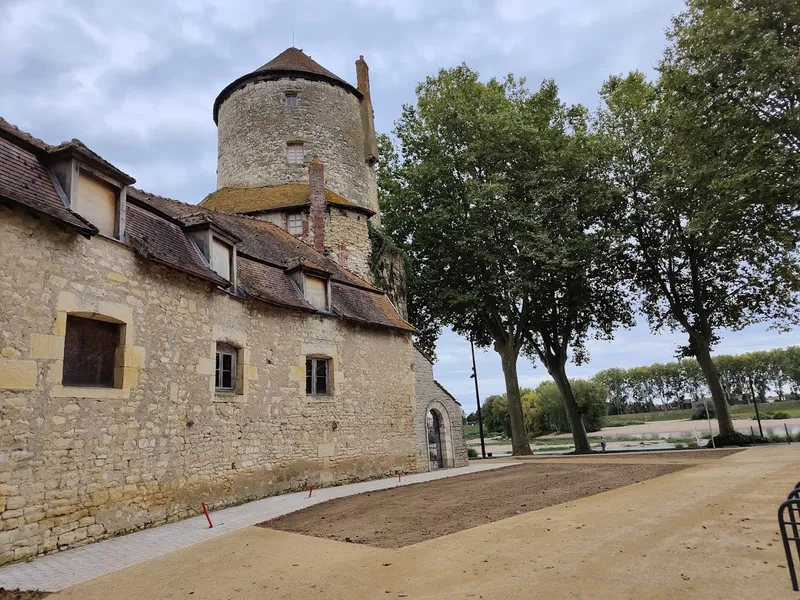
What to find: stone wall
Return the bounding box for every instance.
[216,78,379,215]
[326,208,371,283]
[0,207,416,564]
[412,348,469,471]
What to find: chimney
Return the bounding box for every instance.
[356,55,379,165]
[309,156,326,253]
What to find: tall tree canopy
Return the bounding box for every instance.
[598,0,800,441]
[383,66,631,454]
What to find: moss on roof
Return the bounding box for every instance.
[200,183,375,216]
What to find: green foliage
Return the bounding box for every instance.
[480,394,512,437]
[771,411,791,420]
[467,447,478,458]
[519,380,608,436]
[594,346,800,412]
[597,1,800,438]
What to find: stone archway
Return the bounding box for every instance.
[425,401,455,471]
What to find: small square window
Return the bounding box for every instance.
[287,213,302,235]
[285,92,298,108]
[306,358,329,395]
[215,343,238,392]
[63,316,121,388]
[287,142,305,165]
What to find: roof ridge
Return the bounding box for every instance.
[0,116,50,152]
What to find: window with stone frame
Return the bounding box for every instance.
[284,92,298,108]
[286,142,305,165]
[286,212,302,235]
[305,357,330,395]
[63,316,121,387]
[215,343,238,392]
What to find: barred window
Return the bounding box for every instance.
[305,358,329,395]
[284,92,298,108]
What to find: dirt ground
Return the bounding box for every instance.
[0,590,49,600]
[539,448,744,460]
[52,446,800,600]
[259,462,689,548]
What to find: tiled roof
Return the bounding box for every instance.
[331,282,414,331]
[213,47,361,123]
[47,139,136,185]
[200,184,374,216]
[128,190,413,331]
[125,205,229,286]
[236,257,314,311]
[0,132,97,236]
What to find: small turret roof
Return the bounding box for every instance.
[213,47,361,123]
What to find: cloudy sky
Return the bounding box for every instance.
[2,0,795,407]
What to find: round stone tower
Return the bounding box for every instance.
[213,47,379,215]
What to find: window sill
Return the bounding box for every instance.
[51,385,130,399]
[306,394,334,403]
[213,392,246,403]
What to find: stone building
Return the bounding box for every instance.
[0,48,467,564]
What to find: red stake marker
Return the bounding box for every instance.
[398,472,402,483]
[201,502,213,528]
[308,487,313,498]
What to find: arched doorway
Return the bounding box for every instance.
[426,409,444,470]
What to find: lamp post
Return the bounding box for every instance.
[748,375,764,438]
[470,339,487,459]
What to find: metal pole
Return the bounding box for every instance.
[702,395,715,448]
[748,375,763,438]
[470,339,487,459]
[786,422,792,444]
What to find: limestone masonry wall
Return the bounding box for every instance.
[216,79,379,214]
[413,348,468,470]
[325,207,372,282]
[0,208,415,564]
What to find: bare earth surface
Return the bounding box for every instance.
[538,449,744,460]
[51,446,800,599]
[259,463,688,548]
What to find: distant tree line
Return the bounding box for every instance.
[593,347,800,415]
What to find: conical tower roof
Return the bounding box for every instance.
[213,47,361,123]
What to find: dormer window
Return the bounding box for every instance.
[75,172,119,237]
[286,142,305,165]
[210,236,232,280]
[304,274,329,310]
[186,220,240,288]
[284,92,298,108]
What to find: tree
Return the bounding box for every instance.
[599,67,800,440]
[532,380,608,434]
[374,134,439,357]
[384,66,545,455]
[385,66,632,454]
[513,83,633,453]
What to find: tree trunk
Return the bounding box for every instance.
[548,360,592,454]
[694,341,736,437]
[497,344,532,456]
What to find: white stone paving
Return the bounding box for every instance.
[0,461,518,592]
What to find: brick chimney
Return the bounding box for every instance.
[309,156,326,253]
[356,55,379,165]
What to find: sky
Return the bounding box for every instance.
[1,0,795,408]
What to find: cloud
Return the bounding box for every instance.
[6,0,788,404]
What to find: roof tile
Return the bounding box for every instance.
[201,184,373,216]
